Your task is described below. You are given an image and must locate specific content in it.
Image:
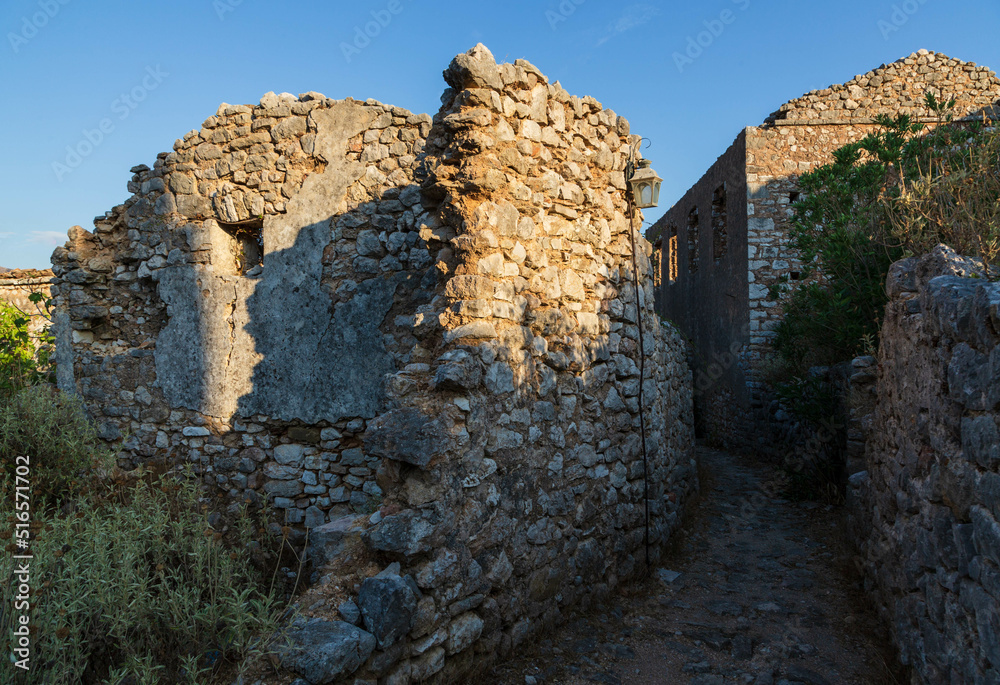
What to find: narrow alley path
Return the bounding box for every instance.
[491,447,901,685]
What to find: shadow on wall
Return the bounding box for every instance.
[152,183,437,426]
[152,98,438,431]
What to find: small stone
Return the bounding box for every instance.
[338,600,362,625]
[274,444,306,466]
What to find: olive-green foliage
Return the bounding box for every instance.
[0,298,52,399]
[770,114,917,374]
[0,466,286,684]
[772,93,1000,377]
[887,98,1000,268]
[0,387,116,509]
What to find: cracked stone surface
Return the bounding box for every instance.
[491,447,902,685]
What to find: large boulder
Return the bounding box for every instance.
[278,618,376,684]
[307,513,369,568]
[443,43,502,91]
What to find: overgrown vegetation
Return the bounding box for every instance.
[0,295,53,398]
[766,93,1000,499]
[0,295,292,682]
[771,93,1000,377]
[0,467,288,684]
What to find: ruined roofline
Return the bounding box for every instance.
[764,48,1000,125]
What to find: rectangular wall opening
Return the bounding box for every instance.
[218,219,264,275]
[712,184,728,261]
[687,208,700,274]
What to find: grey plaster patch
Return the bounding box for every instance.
[154,101,399,422]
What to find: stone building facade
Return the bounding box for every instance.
[49,45,696,684]
[647,50,1000,452]
[0,268,54,338]
[850,246,1000,684]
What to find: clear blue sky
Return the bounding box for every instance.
[1,0,998,268]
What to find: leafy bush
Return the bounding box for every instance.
[773,94,1000,376]
[0,466,287,684]
[0,387,116,509]
[0,298,52,399]
[887,99,1000,268]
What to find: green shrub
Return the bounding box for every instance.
[0,466,287,684]
[0,299,51,399]
[773,94,1000,377]
[0,387,116,509]
[887,101,1000,268]
[770,114,916,374]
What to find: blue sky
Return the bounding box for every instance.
[1,0,997,268]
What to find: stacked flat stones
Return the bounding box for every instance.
[769,50,1000,123]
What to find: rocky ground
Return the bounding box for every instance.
[490,447,904,685]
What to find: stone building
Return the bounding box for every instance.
[647,49,1000,452]
[0,268,54,338]
[49,45,696,683]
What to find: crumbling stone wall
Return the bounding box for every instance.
[51,93,433,521]
[851,246,1000,683]
[768,49,1000,124]
[0,269,53,337]
[51,44,696,684]
[650,49,1000,456]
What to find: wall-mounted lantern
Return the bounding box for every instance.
[629,159,663,209]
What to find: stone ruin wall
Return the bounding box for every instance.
[50,45,697,684]
[652,50,1000,457]
[647,134,750,448]
[0,269,53,338]
[768,49,1000,124]
[850,246,1000,684]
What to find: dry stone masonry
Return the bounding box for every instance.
[850,246,1000,684]
[649,50,1000,456]
[49,45,696,684]
[768,49,1000,124]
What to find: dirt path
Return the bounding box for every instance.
[491,447,902,685]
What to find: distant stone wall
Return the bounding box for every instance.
[769,49,1000,124]
[650,49,1000,459]
[51,44,696,684]
[851,246,1000,683]
[0,270,53,338]
[648,133,750,446]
